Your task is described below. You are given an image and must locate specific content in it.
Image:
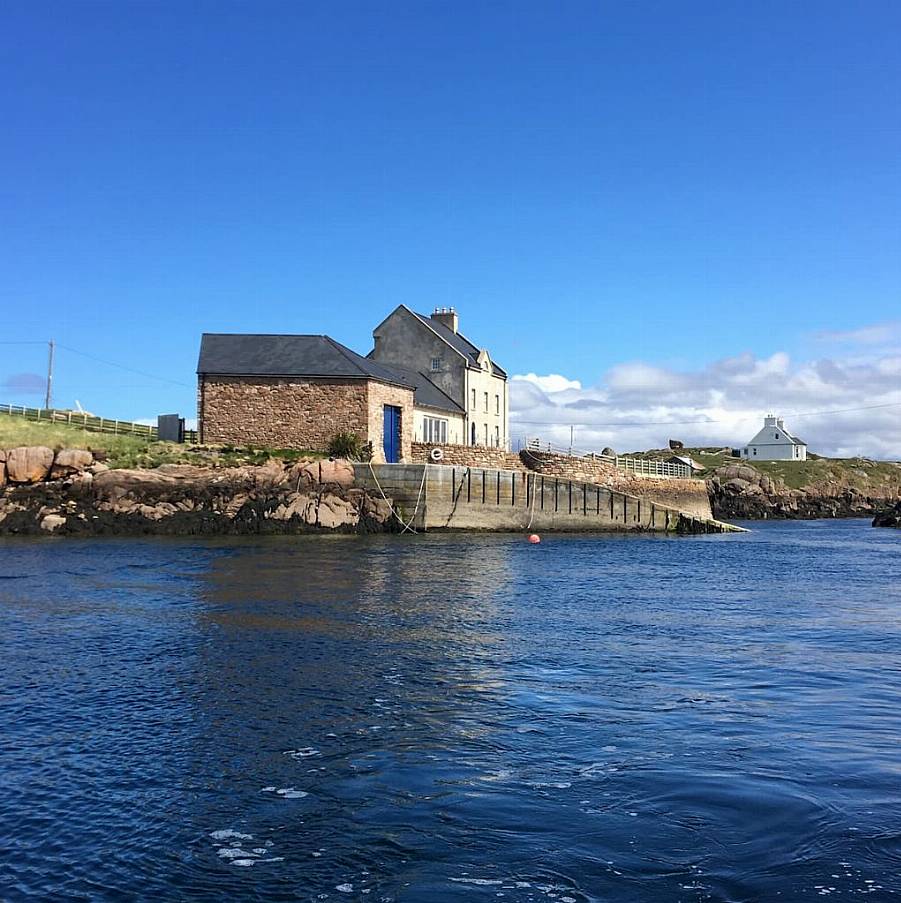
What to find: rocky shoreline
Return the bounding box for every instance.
[872,502,901,529]
[707,463,898,521]
[0,447,398,536]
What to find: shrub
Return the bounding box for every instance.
[327,431,365,460]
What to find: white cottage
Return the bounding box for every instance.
[741,415,808,461]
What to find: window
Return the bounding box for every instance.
[494,425,500,447]
[423,416,447,444]
[483,392,489,412]
[484,424,489,445]
[430,358,441,372]
[495,394,500,414]
[774,432,780,439]
[753,448,757,456]
[471,389,476,410]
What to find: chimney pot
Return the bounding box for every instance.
[431,306,459,334]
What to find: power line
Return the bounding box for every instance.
[56,343,192,388]
[511,400,901,428]
[2,339,191,389]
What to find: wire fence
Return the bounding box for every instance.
[0,404,198,444]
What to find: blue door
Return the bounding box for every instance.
[383,405,401,463]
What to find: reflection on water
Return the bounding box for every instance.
[1,522,901,901]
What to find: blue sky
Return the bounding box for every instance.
[2,1,899,453]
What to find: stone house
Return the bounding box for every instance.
[741,415,808,461]
[370,305,509,449]
[197,334,414,463]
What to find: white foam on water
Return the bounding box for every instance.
[482,769,512,782]
[232,859,256,867]
[252,848,267,854]
[312,852,323,857]
[450,878,504,886]
[601,745,617,752]
[210,829,253,841]
[261,786,276,792]
[336,883,354,893]
[218,848,254,859]
[285,747,320,759]
[276,787,309,799]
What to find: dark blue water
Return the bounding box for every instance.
[1,521,900,902]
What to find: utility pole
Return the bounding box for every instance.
[569,425,574,456]
[45,339,54,410]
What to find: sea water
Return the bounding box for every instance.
[1,521,900,900]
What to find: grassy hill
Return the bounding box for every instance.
[0,415,321,470]
[639,446,901,493]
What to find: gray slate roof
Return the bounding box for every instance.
[376,363,465,415]
[411,310,507,378]
[197,334,411,387]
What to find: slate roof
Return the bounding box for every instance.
[410,310,507,378]
[197,334,411,387]
[747,422,807,447]
[376,363,465,415]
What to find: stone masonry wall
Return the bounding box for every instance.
[519,449,711,519]
[610,475,713,520]
[411,442,526,471]
[200,376,369,450]
[519,448,617,483]
[367,382,415,464]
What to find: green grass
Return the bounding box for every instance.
[0,415,324,470]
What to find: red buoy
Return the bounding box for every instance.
[528,534,541,544]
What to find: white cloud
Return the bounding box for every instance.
[513,373,582,393]
[510,345,901,459]
[815,320,901,346]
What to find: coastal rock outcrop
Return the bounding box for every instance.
[0,451,396,536]
[49,448,95,479]
[6,446,55,484]
[708,463,895,520]
[873,502,901,529]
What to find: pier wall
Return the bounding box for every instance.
[353,463,739,534]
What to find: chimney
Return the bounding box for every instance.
[431,306,459,334]
[764,414,777,427]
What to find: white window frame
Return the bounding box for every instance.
[423,416,447,445]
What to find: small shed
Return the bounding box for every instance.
[197,334,415,463]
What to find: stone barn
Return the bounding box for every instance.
[197,334,414,463]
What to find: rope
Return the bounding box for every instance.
[524,472,538,531]
[367,461,427,534]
